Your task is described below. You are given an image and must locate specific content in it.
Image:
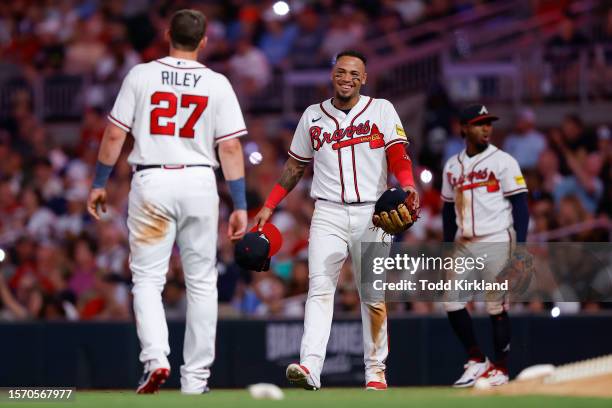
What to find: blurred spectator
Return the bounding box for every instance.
[30,158,63,202]
[20,188,56,240]
[556,195,592,240]
[420,83,457,188]
[442,117,465,164]
[391,0,427,25]
[535,149,562,195]
[366,8,407,56]
[253,271,287,316]
[544,13,590,97]
[95,221,128,277]
[0,270,35,320]
[64,14,107,75]
[55,186,88,238]
[321,7,364,60]
[591,8,612,98]
[530,194,558,236]
[228,37,271,105]
[288,7,326,69]
[551,115,598,175]
[502,108,547,170]
[553,151,604,214]
[258,13,298,68]
[68,237,98,300]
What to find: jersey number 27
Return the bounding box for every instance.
[150,91,208,138]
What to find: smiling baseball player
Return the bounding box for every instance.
[86,9,248,394]
[254,50,418,391]
[441,105,529,387]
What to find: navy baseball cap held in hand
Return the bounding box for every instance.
[234,223,283,272]
[459,104,499,125]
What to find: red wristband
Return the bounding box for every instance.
[264,184,288,210]
[386,143,415,188]
[396,167,415,188]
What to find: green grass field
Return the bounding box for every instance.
[4,388,611,408]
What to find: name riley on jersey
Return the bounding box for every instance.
[161,71,203,87]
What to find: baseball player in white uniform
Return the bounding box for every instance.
[254,50,418,390]
[441,105,529,387]
[86,10,248,394]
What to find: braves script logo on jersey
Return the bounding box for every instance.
[309,120,385,151]
[447,168,500,193]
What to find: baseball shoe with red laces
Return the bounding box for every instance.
[477,366,509,386]
[286,363,319,390]
[136,367,170,394]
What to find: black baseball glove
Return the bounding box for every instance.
[372,187,420,235]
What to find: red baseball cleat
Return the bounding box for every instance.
[366,381,388,390]
[136,367,170,394]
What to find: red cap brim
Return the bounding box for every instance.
[250,222,282,256]
[468,115,499,124]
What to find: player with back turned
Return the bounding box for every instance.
[441,105,530,387]
[86,9,248,394]
[254,50,419,391]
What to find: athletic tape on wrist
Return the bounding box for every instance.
[92,161,113,189]
[228,177,247,210]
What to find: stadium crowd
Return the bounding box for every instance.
[0,0,611,321]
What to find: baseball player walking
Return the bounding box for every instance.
[254,50,418,390]
[86,10,248,394]
[441,105,529,387]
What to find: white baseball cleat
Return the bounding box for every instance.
[452,358,490,388]
[285,363,319,391]
[477,366,509,386]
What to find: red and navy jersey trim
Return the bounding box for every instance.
[108,114,131,131]
[288,150,312,162]
[155,60,208,70]
[215,129,247,142]
[384,139,406,150]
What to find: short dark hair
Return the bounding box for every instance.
[169,9,207,51]
[335,50,367,65]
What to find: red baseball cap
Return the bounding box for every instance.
[250,222,282,256]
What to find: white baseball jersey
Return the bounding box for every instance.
[288,95,408,203]
[108,56,247,167]
[441,144,528,238]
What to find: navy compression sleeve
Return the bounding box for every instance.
[508,192,529,243]
[442,201,458,243]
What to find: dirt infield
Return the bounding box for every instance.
[472,373,612,398]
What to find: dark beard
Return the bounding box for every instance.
[335,93,352,102]
[475,141,489,152]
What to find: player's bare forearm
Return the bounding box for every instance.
[218,138,245,181]
[278,157,307,192]
[98,123,128,165]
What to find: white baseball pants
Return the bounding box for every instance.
[444,228,515,315]
[128,166,219,394]
[301,199,388,388]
